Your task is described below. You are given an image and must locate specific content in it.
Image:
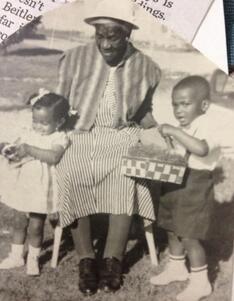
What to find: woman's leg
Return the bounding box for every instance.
[103,214,132,261]
[71,217,97,296]
[150,231,189,285]
[99,214,132,292]
[176,238,211,301]
[27,213,46,276]
[70,216,95,260]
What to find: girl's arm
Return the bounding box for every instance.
[159,124,209,157]
[17,143,65,165]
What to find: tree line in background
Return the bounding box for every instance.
[0,17,42,55]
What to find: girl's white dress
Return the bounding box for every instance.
[0,130,69,214]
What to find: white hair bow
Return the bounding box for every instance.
[68,109,78,116]
[30,88,50,106]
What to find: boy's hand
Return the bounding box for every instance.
[158,124,177,137]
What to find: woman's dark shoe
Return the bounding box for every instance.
[78,258,98,296]
[98,257,123,292]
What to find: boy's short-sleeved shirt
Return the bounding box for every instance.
[174,111,221,171]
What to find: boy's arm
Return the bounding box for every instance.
[159,124,209,157]
[17,144,65,165]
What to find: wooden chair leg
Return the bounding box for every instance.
[232,242,234,301]
[145,224,158,266]
[51,225,63,268]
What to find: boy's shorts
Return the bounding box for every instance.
[158,168,214,240]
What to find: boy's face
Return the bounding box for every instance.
[172,87,206,127]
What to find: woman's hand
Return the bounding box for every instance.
[158,124,178,137]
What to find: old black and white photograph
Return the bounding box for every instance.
[0,0,233,300]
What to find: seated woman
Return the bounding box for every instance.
[56,0,161,296]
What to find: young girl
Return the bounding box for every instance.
[0,91,70,276]
[150,76,220,301]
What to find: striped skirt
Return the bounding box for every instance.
[56,127,156,227]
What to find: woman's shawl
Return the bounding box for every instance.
[57,41,161,131]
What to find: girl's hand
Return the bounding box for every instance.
[48,212,59,227]
[0,142,8,154]
[2,144,20,161]
[158,124,178,137]
[16,143,29,159]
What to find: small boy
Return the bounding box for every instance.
[150,76,220,301]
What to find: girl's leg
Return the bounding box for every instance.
[176,238,212,301]
[150,231,189,286]
[0,211,28,269]
[12,211,28,245]
[27,213,46,276]
[28,213,46,248]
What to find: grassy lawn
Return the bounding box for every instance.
[0,46,61,107]
[0,42,232,301]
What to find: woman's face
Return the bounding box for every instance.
[95,23,129,66]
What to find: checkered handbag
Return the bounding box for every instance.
[121,156,186,184]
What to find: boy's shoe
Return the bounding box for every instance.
[176,270,212,301]
[0,253,24,269]
[150,258,189,286]
[176,282,212,301]
[26,256,40,276]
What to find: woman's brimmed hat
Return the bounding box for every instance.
[84,0,138,30]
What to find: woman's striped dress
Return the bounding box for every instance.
[57,67,156,227]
